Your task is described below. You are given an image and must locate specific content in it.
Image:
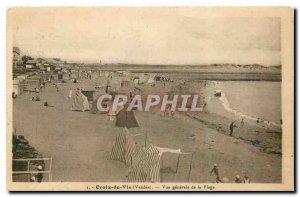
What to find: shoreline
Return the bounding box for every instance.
[217,92,281,127]
[195,80,282,155]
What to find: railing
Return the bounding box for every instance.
[12,158,52,182]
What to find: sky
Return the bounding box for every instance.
[10,8,281,65]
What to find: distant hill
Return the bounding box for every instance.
[67,63,282,75]
[86,63,281,69]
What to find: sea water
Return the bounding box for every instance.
[216,81,281,125]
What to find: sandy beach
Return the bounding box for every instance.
[12,77,282,183]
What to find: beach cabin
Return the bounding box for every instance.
[81,90,99,102]
[16,75,28,80]
[121,80,132,88]
[52,74,59,80]
[95,86,106,94]
[138,73,149,84]
[104,71,109,77]
[78,70,86,79]
[108,78,122,91]
[13,79,26,96]
[24,76,42,92]
[58,74,63,80]
[92,71,100,79]
[43,73,52,81]
[70,70,79,79]
[99,71,105,77]
[123,71,131,76]
[133,77,140,84]
[62,73,70,80]
[39,67,46,72]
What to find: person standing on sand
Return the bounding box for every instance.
[229,122,237,136]
[36,165,44,183]
[164,104,171,116]
[267,121,271,129]
[235,175,242,183]
[68,88,73,99]
[243,173,250,183]
[241,119,244,128]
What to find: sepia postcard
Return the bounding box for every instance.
[6,7,294,191]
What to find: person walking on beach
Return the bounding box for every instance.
[229,122,237,136]
[40,83,44,92]
[240,119,244,128]
[210,164,222,183]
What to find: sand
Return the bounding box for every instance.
[12,78,282,183]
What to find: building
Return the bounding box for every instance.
[44,58,65,68]
[36,58,47,68]
[25,60,37,68]
[13,47,21,68]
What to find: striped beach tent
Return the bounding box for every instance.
[131,146,148,166]
[145,144,161,182]
[124,131,137,165]
[109,130,137,165]
[127,159,153,182]
[127,144,162,182]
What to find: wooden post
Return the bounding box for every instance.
[27,160,30,171]
[160,157,163,183]
[49,158,53,182]
[187,153,194,182]
[27,160,30,182]
[175,154,181,173]
[144,130,148,147]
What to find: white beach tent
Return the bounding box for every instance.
[71,92,90,112]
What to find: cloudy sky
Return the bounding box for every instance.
[10,8,281,65]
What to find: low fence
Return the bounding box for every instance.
[12,158,52,182]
